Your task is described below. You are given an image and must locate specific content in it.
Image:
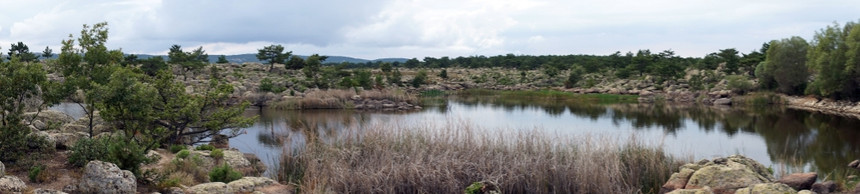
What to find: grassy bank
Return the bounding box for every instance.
[276,122,686,193]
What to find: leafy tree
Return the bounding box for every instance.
[7,42,38,62]
[439,69,448,79]
[303,54,327,88]
[140,56,167,76]
[741,43,769,76]
[55,22,119,137]
[354,70,373,89]
[122,54,138,67]
[374,74,385,88]
[256,44,291,72]
[286,56,304,70]
[718,48,740,74]
[0,58,60,162]
[762,37,809,95]
[805,21,860,99]
[380,62,392,74]
[41,46,53,59]
[216,55,229,64]
[404,58,420,68]
[389,68,402,86]
[630,49,653,76]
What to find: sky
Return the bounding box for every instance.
[1,0,859,60]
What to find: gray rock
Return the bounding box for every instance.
[79,161,136,194]
[811,181,836,194]
[24,110,76,125]
[50,132,88,149]
[0,176,26,193]
[713,98,732,106]
[0,160,4,176]
[797,190,814,194]
[662,155,774,194]
[227,177,277,193]
[734,183,797,194]
[33,120,47,130]
[187,182,229,194]
[849,159,860,169]
[34,188,69,194]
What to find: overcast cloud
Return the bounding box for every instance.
[1,0,858,59]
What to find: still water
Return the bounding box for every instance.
[51,94,860,177]
[229,95,860,177]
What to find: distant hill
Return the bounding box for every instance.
[134,53,407,64]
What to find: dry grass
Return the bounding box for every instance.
[277,121,685,193]
[271,89,417,110]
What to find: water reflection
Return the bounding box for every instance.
[196,95,860,177]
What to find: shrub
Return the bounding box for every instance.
[726,75,755,94]
[0,123,52,163]
[411,70,428,87]
[211,149,224,159]
[169,144,186,153]
[69,137,110,167]
[176,150,190,159]
[29,165,44,182]
[209,164,242,183]
[195,144,215,151]
[439,69,448,79]
[106,136,150,175]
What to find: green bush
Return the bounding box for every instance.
[106,136,150,175]
[169,144,186,153]
[29,165,44,182]
[211,149,224,159]
[177,150,190,159]
[209,164,242,183]
[195,144,215,151]
[411,70,428,87]
[69,137,110,167]
[0,123,53,163]
[726,75,755,94]
[439,69,448,79]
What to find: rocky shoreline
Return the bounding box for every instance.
[781,95,860,120]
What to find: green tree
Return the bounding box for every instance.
[354,70,373,89]
[303,54,327,88]
[380,62,392,74]
[404,58,419,68]
[286,56,304,70]
[806,21,860,99]
[122,54,138,67]
[168,45,208,80]
[216,55,229,64]
[7,42,38,62]
[389,68,402,86]
[565,66,584,88]
[0,58,60,162]
[41,46,53,60]
[718,48,740,74]
[55,22,118,137]
[140,56,167,76]
[256,44,291,72]
[439,69,448,79]
[762,37,809,95]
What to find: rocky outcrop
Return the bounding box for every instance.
[34,188,69,194]
[662,155,776,194]
[0,175,26,193]
[186,177,288,194]
[782,95,860,119]
[24,110,76,126]
[78,161,136,194]
[734,183,797,194]
[811,181,837,194]
[776,172,816,191]
[713,98,732,106]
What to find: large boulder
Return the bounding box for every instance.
[187,182,229,194]
[0,176,26,193]
[713,98,732,106]
[24,110,76,125]
[50,132,89,149]
[734,183,796,194]
[223,149,252,170]
[776,172,816,191]
[227,177,277,193]
[78,161,136,194]
[811,181,837,194]
[662,155,775,194]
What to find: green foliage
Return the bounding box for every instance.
[388,68,402,86]
[439,69,448,79]
[0,58,59,163]
[355,70,373,89]
[565,66,585,88]
[169,145,186,153]
[615,66,632,79]
[196,144,215,151]
[805,21,860,99]
[211,149,224,159]
[176,150,190,159]
[380,63,392,73]
[303,54,327,87]
[411,70,428,87]
[168,45,208,80]
[718,48,740,74]
[374,74,385,88]
[41,46,53,59]
[763,37,809,95]
[465,182,484,194]
[69,137,110,167]
[339,77,356,88]
[209,164,242,183]
[7,42,38,62]
[216,55,229,64]
[726,75,755,94]
[29,165,45,183]
[542,65,559,78]
[256,44,291,72]
[286,56,304,70]
[259,78,285,93]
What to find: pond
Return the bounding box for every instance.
[229,94,860,178]
[50,94,860,178]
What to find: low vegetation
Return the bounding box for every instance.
[277,122,685,193]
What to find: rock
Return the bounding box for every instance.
[34,188,69,194]
[734,183,797,194]
[24,110,76,125]
[797,190,814,194]
[639,90,654,96]
[227,177,277,193]
[50,132,88,149]
[243,153,267,176]
[33,120,47,130]
[811,181,836,194]
[666,187,714,194]
[777,172,817,191]
[187,182,229,194]
[62,184,78,193]
[849,159,860,169]
[61,124,87,133]
[350,95,361,101]
[0,176,26,193]
[0,160,4,176]
[713,98,732,106]
[79,161,136,194]
[662,155,774,194]
[223,150,252,170]
[147,150,163,162]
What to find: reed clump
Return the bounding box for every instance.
[278,121,685,193]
